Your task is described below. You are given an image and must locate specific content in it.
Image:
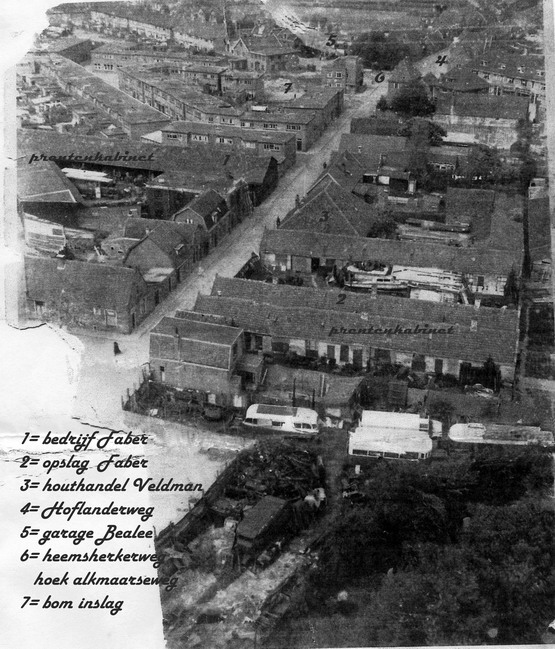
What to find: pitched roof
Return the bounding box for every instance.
[18,130,266,195]
[25,256,142,310]
[18,161,84,204]
[433,69,491,92]
[173,189,228,228]
[208,276,518,334]
[389,58,421,84]
[527,197,551,261]
[193,289,518,366]
[434,93,529,120]
[281,181,381,237]
[260,228,521,276]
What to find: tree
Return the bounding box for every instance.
[376,95,389,112]
[366,217,397,238]
[466,144,504,183]
[390,81,435,117]
[399,117,446,146]
[350,32,412,70]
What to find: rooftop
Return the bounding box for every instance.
[195,278,520,365]
[281,180,382,237]
[260,229,522,276]
[39,54,171,126]
[161,121,295,144]
[152,315,241,346]
[434,93,530,120]
[18,160,83,204]
[25,255,143,309]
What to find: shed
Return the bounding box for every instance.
[236,496,290,553]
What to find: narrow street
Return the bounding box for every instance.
[71,83,383,423]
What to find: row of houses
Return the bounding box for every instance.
[37,53,171,137]
[118,62,344,151]
[146,273,520,409]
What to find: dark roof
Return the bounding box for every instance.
[40,54,171,126]
[285,87,342,110]
[123,219,197,240]
[209,276,518,334]
[194,289,519,366]
[527,197,551,261]
[281,181,381,237]
[389,58,421,84]
[173,189,227,229]
[260,228,521,276]
[338,133,408,161]
[25,256,143,310]
[236,496,288,540]
[18,130,266,195]
[432,69,491,92]
[445,188,495,228]
[434,94,529,120]
[446,190,524,253]
[152,315,241,345]
[18,161,84,204]
[350,113,404,136]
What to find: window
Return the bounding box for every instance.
[327,72,333,78]
[335,72,342,78]
[34,300,45,314]
[263,143,280,151]
[159,366,165,382]
[105,309,117,327]
[286,124,301,131]
[477,275,485,288]
[339,345,349,363]
[244,141,256,148]
[352,449,368,456]
[166,133,178,139]
[263,123,277,129]
[327,345,335,359]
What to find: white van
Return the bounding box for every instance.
[243,404,320,436]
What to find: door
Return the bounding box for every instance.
[353,348,363,370]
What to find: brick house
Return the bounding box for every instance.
[193,276,520,382]
[172,189,230,251]
[149,314,248,406]
[24,255,152,333]
[321,56,364,93]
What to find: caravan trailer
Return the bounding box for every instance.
[243,404,320,436]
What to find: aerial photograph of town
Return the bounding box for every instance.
[7,0,555,646]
